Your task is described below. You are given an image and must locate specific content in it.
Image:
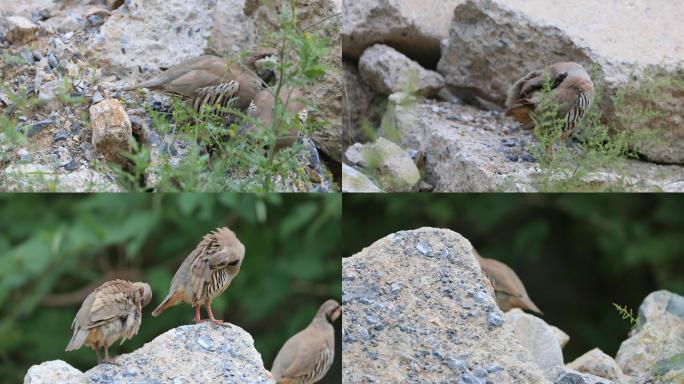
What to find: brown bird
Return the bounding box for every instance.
[125,50,277,114]
[271,299,341,384]
[475,250,542,315]
[505,62,594,149]
[244,86,309,150]
[151,227,245,325]
[65,279,152,364]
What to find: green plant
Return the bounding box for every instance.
[612,303,640,330]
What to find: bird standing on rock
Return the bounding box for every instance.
[505,62,594,150]
[475,250,543,315]
[65,279,152,364]
[124,50,277,115]
[152,227,245,326]
[271,299,341,384]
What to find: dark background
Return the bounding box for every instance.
[342,194,684,362]
[0,193,341,383]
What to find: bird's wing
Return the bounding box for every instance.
[276,329,329,380]
[160,69,226,98]
[189,244,231,293]
[80,281,135,329]
[488,264,526,299]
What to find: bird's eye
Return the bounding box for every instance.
[228,260,240,267]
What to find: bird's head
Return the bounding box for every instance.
[245,48,278,86]
[133,282,153,308]
[211,227,246,274]
[317,299,341,323]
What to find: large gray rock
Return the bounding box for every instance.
[2,16,40,45]
[342,227,549,384]
[392,98,684,192]
[23,323,274,383]
[437,0,684,164]
[505,309,564,377]
[359,44,444,97]
[615,290,684,383]
[342,0,465,67]
[567,348,630,384]
[87,0,215,80]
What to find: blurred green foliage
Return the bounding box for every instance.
[0,193,341,383]
[343,194,684,361]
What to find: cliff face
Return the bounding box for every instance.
[24,322,275,384]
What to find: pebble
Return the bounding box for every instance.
[53,130,70,143]
[92,91,104,103]
[47,54,60,70]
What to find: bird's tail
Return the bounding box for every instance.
[151,292,182,317]
[65,328,88,351]
[524,297,544,316]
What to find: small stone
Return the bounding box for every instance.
[20,48,34,64]
[92,91,104,103]
[90,99,132,165]
[47,54,60,70]
[416,241,433,256]
[22,119,52,137]
[32,50,43,61]
[54,130,70,143]
[486,311,503,329]
[87,14,105,27]
[4,16,40,45]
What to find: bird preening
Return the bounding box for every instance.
[152,227,245,325]
[65,280,152,364]
[124,49,311,153]
[474,249,543,315]
[64,227,339,383]
[505,61,594,153]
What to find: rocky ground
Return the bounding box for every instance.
[0,0,342,192]
[23,322,275,383]
[342,228,684,384]
[342,0,684,192]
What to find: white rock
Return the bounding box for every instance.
[23,360,84,384]
[549,325,570,349]
[504,308,564,377]
[342,163,383,192]
[344,137,420,191]
[24,323,273,383]
[567,348,630,384]
[2,164,121,192]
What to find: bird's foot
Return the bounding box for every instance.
[100,358,120,366]
[198,318,230,327]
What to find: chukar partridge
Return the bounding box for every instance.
[152,227,245,325]
[65,280,152,364]
[271,299,341,383]
[125,50,276,115]
[505,62,594,145]
[475,251,542,315]
[245,86,309,150]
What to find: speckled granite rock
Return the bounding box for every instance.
[23,323,274,383]
[342,227,549,384]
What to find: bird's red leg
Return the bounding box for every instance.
[195,304,202,323]
[206,302,228,327]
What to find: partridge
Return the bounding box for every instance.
[152,227,245,325]
[475,251,542,315]
[244,86,309,150]
[125,50,276,114]
[65,279,152,364]
[271,299,341,384]
[505,62,594,144]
